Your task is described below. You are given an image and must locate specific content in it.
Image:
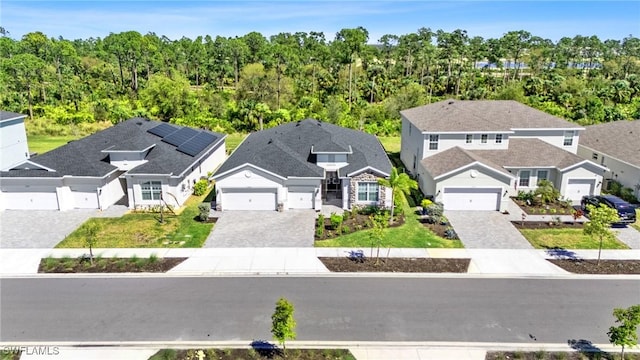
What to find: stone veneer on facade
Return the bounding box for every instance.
[348,172,387,209]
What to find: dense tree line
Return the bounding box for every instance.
[1,27,638,136]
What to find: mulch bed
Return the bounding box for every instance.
[420,220,455,238]
[511,221,584,229]
[487,351,640,359]
[319,257,470,273]
[150,348,354,360]
[511,199,575,216]
[548,259,640,274]
[315,213,404,240]
[38,257,186,273]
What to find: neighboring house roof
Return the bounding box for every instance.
[421,138,597,179]
[0,118,225,178]
[401,99,583,132]
[214,119,392,179]
[0,111,27,122]
[578,120,640,168]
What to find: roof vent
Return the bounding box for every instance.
[136,121,143,126]
[268,139,273,144]
[296,121,301,126]
[448,100,454,105]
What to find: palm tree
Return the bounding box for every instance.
[378,167,418,225]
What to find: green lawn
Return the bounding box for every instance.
[377,136,400,153]
[27,134,80,154]
[55,191,214,248]
[519,228,629,250]
[225,133,247,153]
[315,203,463,248]
[633,209,640,232]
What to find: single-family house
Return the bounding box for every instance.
[0,111,30,171]
[401,99,607,211]
[577,120,640,198]
[212,119,392,211]
[0,118,226,211]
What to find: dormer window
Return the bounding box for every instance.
[563,131,574,146]
[429,134,439,150]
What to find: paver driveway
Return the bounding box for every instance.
[0,206,128,248]
[445,211,533,249]
[204,210,316,247]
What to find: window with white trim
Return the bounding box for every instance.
[519,171,531,187]
[357,182,379,202]
[495,134,503,144]
[141,181,162,200]
[563,131,574,146]
[465,134,473,143]
[537,170,548,182]
[429,134,439,150]
[481,134,488,143]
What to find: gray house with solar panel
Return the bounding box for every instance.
[0,118,226,211]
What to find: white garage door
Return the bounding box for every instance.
[443,187,501,211]
[288,187,315,209]
[221,189,276,211]
[1,187,59,210]
[565,179,594,203]
[71,189,99,209]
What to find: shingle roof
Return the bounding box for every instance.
[421,147,511,178]
[0,111,27,122]
[421,138,591,179]
[579,120,640,168]
[1,118,225,178]
[214,119,392,179]
[401,99,583,132]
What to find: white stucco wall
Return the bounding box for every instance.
[421,132,510,158]
[577,145,640,198]
[511,129,580,153]
[559,163,604,200]
[215,165,286,209]
[400,117,425,174]
[0,118,30,171]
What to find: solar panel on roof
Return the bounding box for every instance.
[147,123,178,138]
[177,132,218,157]
[162,127,199,146]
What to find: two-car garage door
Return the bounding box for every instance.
[221,189,277,211]
[1,187,59,210]
[442,187,501,211]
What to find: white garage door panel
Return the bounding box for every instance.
[222,189,276,211]
[565,179,594,203]
[443,188,500,211]
[2,187,59,210]
[72,191,99,209]
[288,187,315,209]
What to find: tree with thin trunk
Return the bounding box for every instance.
[83,222,102,264]
[608,304,640,360]
[378,167,418,225]
[271,297,296,356]
[583,204,620,265]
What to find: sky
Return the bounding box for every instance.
[1,1,639,43]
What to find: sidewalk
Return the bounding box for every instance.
[2,247,640,276]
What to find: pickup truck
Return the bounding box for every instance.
[581,195,637,224]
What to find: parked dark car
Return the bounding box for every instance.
[581,195,637,224]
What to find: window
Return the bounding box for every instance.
[481,134,488,143]
[413,155,417,170]
[465,134,473,144]
[495,134,503,144]
[537,170,548,182]
[141,181,162,201]
[519,171,531,187]
[357,182,379,202]
[563,131,574,146]
[327,154,336,162]
[429,134,439,150]
[592,152,598,160]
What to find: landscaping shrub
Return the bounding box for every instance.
[197,202,211,221]
[444,227,458,240]
[193,179,209,196]
[316,214,325,238]
[516,190,535,204]
[605,180,639,204]
[342,210,351,221]
[534,179,561,204]
[424,202,444,222]
[330,213,343,232]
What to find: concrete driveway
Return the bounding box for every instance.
[445,211,534,249]
[204,210,316,247]
[614,225,640,249]
[0,206,128,249]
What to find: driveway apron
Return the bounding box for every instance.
[204,210,316,247]
[614,225,640,249]
[445,211,534,249]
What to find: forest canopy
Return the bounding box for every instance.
[1,27,638,137]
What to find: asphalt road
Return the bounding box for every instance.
[1,277,638,344]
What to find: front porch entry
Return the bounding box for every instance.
[322,171,343,207]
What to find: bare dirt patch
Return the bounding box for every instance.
[38,257,186,273]
[548,259,640,274]
[319,257,469,273]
